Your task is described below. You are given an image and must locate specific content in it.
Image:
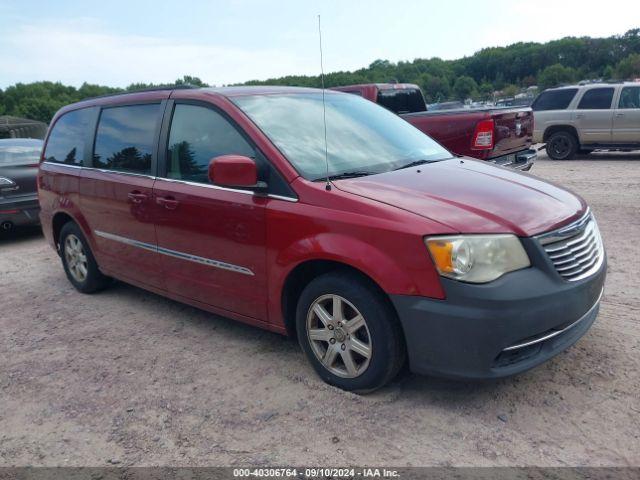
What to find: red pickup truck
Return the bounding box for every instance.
[332,83,536,170]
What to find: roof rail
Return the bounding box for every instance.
[86,84,199,101]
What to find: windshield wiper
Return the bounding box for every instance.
[321,171,376,181]
[393,159,433,171]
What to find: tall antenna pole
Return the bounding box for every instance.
[318,14,331,191]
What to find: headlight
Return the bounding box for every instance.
[425,234,530,283]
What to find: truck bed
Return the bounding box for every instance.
[401,107,534,160]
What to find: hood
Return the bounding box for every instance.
[334,159,586,237]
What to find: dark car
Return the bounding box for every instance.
[0,138,43,231]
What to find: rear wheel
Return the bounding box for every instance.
[546,131,578,160]
[60,222,111,293]
[296,272,405,393]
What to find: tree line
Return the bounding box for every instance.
[1,30,639,124]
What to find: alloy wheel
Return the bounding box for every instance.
[306,294,372,378]
[64,234,88,283]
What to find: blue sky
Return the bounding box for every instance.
[0,0,637,89]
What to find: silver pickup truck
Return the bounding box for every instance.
[533,82,640,159]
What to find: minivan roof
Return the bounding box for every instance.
[54,85,339,116]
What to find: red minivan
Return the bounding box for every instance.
[38,86,606,392]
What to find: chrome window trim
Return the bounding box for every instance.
[154,176,253,196]
[44,161,299,202]
[94,230,255,276]
[85,166,156,179]
[502,287,604,352]
[42,161,83,170]
[153,176,299,202]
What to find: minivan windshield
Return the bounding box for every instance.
[0,140,42,166]
[233,93,452,181]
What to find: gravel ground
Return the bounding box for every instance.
[1,151,639,467]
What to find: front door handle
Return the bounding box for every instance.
[615,112,625,117]
[127,191,148,204]
[156,196,180,210]
[575,113,585,119]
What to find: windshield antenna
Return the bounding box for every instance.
[318,14,331,191]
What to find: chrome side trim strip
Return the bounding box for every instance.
[502,288,604,352]
[94,230,254,276]
[43,162,298,202]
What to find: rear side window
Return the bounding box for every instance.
[618,87,640,109]
[577,88,614,110]
[166,104,255,183]
[44,108,96,165]
[93,104,160,175]
[531,89,578,111]
[377,89,426,114]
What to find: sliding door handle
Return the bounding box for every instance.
[156,196,180,210]
[127,191,148,204]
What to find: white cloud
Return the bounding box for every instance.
[0,19,317,88]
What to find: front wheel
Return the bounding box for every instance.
[296,272,406,393]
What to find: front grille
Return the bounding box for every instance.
[537,211,604,282]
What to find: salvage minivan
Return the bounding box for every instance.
[38,86,606,392]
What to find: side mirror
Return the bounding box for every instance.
[208,155,267,191]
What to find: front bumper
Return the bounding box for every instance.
[489,148,536,171]
[391,237,606,380]
[0,194,41,227]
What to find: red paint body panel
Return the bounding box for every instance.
[332,83,533,160]
[80,169,164,289]
[38,86,585,335]
[153,178,269,319]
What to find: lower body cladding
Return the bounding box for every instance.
[391,237,606,380]
[489,148,536,171]
[0,194,40,231]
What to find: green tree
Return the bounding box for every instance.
[418,74,451,103]
[616,53,640,79]
[537,64,577,89]
[502,84,519,97]
[453,76,478,100]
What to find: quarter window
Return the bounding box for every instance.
[93,104,160,174]
[166,104,255,183]
[531,89,578,111]
[618,87,640,109]
[577,88,614,110]
[44,108,96,165]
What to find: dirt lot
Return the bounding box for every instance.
[1,151,639,467]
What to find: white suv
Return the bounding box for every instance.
[532,82,640,159]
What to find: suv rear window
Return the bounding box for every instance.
[577,88,614,110]
[93,104,160,175]
[377,89,427,114]
[531,89,578,111]
[44,108,96,165]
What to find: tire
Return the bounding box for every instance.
[59,222,111,293]
[546,131,578,160]
[296,271,406,393]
